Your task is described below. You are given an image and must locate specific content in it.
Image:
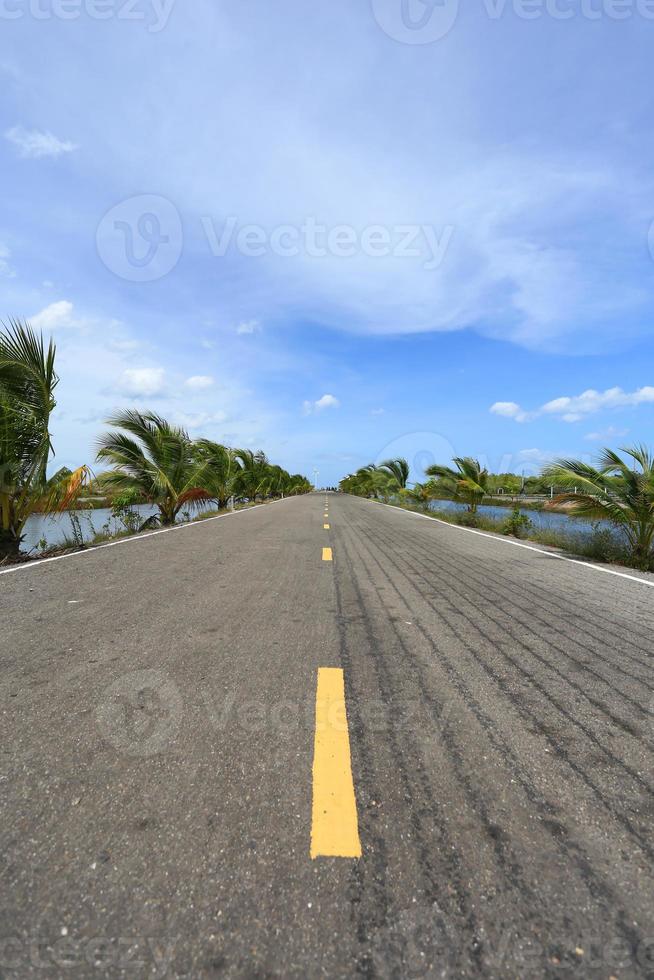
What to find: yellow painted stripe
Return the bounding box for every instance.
[311,668,361,859]
[324,523,330,530]
[322,547,332,561]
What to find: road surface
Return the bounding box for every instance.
[2,492,653,978]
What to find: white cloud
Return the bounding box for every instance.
[491,386,654,424]
[5,125,77,159]
[584,425,629,442]
[31,300,76,330]
[490,401,532,423]
[303,393,340,415]
[316,394,339,410]
[0,243,15,278]
[185,375,214,389]
[371,408,385,416]
[117,367,166,398]
[109,338,140,352]
[236,319,260,335]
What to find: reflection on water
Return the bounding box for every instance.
[22,504,160,553]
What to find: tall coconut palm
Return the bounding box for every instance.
[233,449,270,503]
[339,464,394,500]
[96,411,214,526]
[0,318,89,557]
[425,457,489,513]
[194,440,240,509]
[379,457,410,490]
[543,445,654,569]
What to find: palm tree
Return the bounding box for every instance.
[339,464,394,500]
[0,319,88,557]
[400,481,433,509]
[194,440,240,509]
[233,449,271,503]
[287,474,312,495]
[543,445,654,569]
[96,411,214,526]
[425,457,489,513]
[379,457,410,489]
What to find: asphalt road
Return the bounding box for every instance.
[2,492,653,979]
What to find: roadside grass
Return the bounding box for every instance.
[386,500,646,571]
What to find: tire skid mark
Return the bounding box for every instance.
[337,520,490,976]
[343,508,648,963]
[358,517,654,863]
[369,528,654,758]
[371,519,654,775]
[363,512,654,695]
[375,503,654,668]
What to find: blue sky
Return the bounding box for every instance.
[1,0,654,485]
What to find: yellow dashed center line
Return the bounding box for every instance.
[324,524,330,530]
[310,668,361,859]
[322,547,332,561]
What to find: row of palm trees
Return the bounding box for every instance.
[0,319,311,559]
[96,411,312,527]
[340,450,654,569]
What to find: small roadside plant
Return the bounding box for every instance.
[66,510,94,548]
[456,511,481,528]
[502,507,533,539]
[111,488,141,534]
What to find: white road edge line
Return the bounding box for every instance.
[374,500,654,590]
[0,498,290,577]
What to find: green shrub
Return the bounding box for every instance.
[502,507,533,539]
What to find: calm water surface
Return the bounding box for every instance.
[22,504,160,553]
[428,499,621,538]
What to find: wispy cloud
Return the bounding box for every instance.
[302,393,340,415]
[173,411,228,430]
[491,386,654,424]
[584,425,629,442]
[0,243,15,278]
[236,320,260,335]
[5,125,77,159]
[185,375,214,389]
